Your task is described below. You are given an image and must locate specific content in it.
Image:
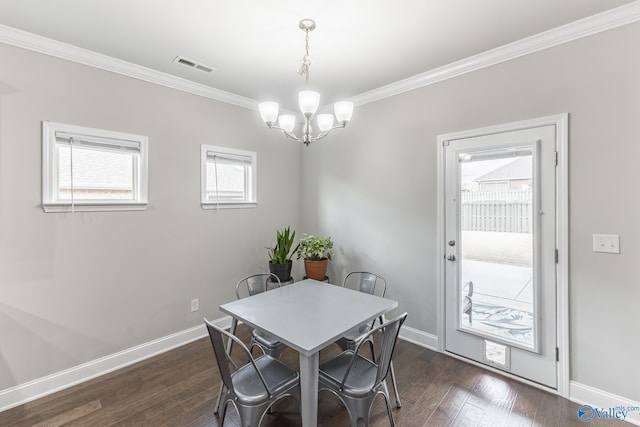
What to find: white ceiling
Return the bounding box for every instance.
[0,0,636,110]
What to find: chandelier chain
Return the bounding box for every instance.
[299,28,311,88]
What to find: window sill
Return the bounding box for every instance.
[201,202,257,210]
[42,202,148,213]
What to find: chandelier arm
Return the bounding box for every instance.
[283,131,305,142]
[310,122,347,142]
[265,123,305,142]
[308,123,348,142]
[309,132,329,143]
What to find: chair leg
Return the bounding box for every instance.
[214,383,225,414]
[382,389,397,427]
[389,361,401,408]
[218,399,229,426]
[237,401,270,427]
[350,395,384,427]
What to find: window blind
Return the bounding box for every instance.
[56,132,141,154]
[459,146,533,163]
[206,151,252,165]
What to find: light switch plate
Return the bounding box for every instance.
[593,234,620,254]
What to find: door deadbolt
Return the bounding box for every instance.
[448,240,456,246]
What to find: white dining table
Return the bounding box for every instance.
[219,278,398,427]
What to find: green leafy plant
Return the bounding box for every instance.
[266,227,299,264]
[296,235,334,261]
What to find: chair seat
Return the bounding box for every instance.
[340,322,371,342]
[252,329,284,348]
[319,350,378,396]
[232,355,299,404]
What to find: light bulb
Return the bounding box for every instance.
[278,115,296,133]
[298,91,320,117]
[317,114,334,132]
[334,101,354,124]
[258,102,279,124]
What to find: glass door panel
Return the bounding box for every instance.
[457,147,536,350]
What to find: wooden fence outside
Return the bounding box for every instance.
[461,190,532,233]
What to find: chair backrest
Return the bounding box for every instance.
[204,318,271,396]
[373,312,407,385]
[235,273,281,300]
[342,312,407,390]
[342,271,386,298]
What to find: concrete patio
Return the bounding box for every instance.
[460,231,534,345]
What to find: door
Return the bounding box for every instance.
[443,124,558,388]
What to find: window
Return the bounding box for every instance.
[201,144,256,209]
[42,121,148,212]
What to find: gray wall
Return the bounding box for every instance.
[1,21,639,404]
[301,22,640,401]
[0,43,303,389]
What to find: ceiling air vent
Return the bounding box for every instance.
[172,56,215,73]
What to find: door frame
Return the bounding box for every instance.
[436,114,569,397]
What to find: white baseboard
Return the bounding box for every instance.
[399,325,438,351]
[4,319,638,427]
[397,328,640,426]
[0,317,422,412]
[570,381,640,425]
[0,316,233,412]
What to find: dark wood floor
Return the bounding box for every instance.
[1,324,607,426]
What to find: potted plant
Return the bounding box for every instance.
[297,235,334,281]
[266,227,299,282]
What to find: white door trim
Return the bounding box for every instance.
[436,114,569,397]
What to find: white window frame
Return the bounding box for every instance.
[201,144,257,209]
[42,121,148,213]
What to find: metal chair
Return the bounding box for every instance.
[319,312,408,427]
[337,272,402,408]
[235,273,288,359]
[214,273,287,415]
[463,281,474,323]
[204,318,301,427]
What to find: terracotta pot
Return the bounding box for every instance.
[304,259,328,281]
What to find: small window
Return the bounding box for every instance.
[42,121,148,212]
[201,144,257,209]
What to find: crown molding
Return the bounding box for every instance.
[0,24,257,111]
[1,1,639,111]
[350,1,640,106]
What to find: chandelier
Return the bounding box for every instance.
[258,19,354,146]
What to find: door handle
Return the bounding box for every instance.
[446,254,456,261]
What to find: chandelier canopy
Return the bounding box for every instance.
[258,19,354,146]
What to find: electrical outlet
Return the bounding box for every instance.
[593,234,620,254]
[190,298,199,312]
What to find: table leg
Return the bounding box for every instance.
[298,352,319,427]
